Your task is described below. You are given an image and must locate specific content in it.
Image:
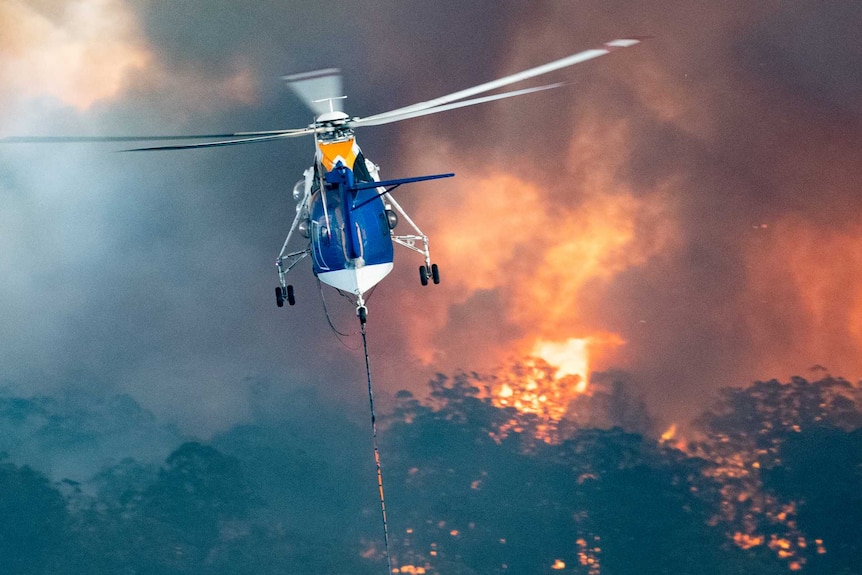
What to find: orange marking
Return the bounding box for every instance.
[318,138,358,170]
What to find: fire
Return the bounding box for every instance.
[484,356,584,442]
[660,423,677,442]
[482,337,619,442]
[392,123,672,440]
[533,338,590,391]
[487,356,584,421]
[393,117,678,401]
[733,532,764,549]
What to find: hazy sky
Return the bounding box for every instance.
[2,0,861,435]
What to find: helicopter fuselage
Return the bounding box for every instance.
[275,125,452,309]
[309,143,395,296]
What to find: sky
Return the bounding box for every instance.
[1,0,861,437]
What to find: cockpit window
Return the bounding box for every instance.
[318,126,353,143]
[353,152,372,183]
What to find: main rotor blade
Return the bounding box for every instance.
[0,128,310,145]
[356,37,645,125]
[121,129,315,152]
[352,83,564,127]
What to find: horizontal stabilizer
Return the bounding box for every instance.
[351,173,455,210]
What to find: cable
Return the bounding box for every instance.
[317,279,361,351]
[361,318,392,574]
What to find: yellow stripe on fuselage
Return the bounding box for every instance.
[317,138,359,171]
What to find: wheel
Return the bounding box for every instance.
[275,286,284,307]
[419,265,429,286]
[431,263,440,285]
[286,284,296,306]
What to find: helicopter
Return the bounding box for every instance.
[2,37,644,323]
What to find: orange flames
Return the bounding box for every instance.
[660,423,677,442]
[532,338,590,392]
[479,337,631,442]
[394,118,676,429]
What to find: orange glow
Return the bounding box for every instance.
[551,559,566,570]
[744,216,862,382]
[483,356,587,442]
[481,335,629,441]
[576,535,602,575]
[660,423,677,443]
[393,118,678,413]
[733,532,764,549]
[532,338,590,391]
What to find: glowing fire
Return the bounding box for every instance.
[393,122,678,381]
[533,338,590,392]
[492,344,588,417]
[660,423,677,442]
[482,337,609,442]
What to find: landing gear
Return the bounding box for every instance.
[275,285,296,307]
[419,264,441,286]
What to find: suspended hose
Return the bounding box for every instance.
[317,278,355,340]
[361,318,393,574]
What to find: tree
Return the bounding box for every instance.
[387,376,767,575]
[0,459,68,574]
[694,377,862,572]
[762,425,862,574]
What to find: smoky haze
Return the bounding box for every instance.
[1,0,862,439]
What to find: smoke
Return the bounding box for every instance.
[0,0,149,111]
[363,0,862,424]
[2,1,861,434]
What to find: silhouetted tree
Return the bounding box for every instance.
[0,459,68,574]
[694,377,862,572]
[762,425,862,574]
[387,376,773,574]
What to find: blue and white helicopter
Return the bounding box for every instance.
[3,38,644,323]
